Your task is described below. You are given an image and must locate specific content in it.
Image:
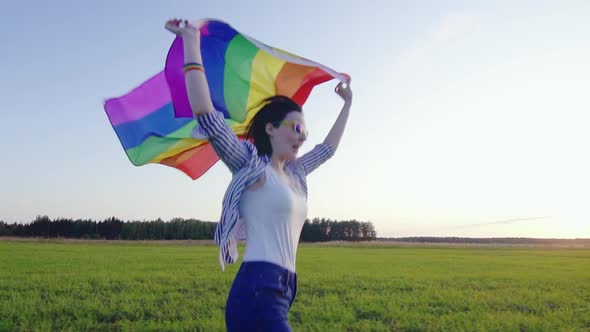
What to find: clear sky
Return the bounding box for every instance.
[1,1,589,238]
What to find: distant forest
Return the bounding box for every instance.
[0,216,377,242]
[379,237,590,245]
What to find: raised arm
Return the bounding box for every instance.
[165,19,215,115]
[297,81,352,175]
[165,19,249,173]
[323,81,352,152]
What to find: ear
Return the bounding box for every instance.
[265,122,275,137]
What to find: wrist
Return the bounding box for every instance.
[181,32,200,44]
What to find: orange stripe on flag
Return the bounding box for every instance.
[275,63,317,100]
[161,144,219,180]
[292,67,333,105]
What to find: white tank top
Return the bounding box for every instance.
[238,164,308,272]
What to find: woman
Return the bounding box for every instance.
[165,19,352,331]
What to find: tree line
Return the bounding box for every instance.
[0,216,377,242]
[380,236,589,245]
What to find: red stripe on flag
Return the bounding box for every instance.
[292,68,334,105]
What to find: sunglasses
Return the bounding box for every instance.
[274,120,308,137]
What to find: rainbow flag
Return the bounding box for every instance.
[104,19,348,179]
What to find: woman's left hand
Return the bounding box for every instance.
[335,80,352,104]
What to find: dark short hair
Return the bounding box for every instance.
[247,96,302,157]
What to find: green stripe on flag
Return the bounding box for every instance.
[224,35,259,122]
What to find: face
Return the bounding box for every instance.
[266,111,308,160]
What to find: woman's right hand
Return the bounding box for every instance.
[165,19,199,38]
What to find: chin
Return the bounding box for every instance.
[283,151,298,161]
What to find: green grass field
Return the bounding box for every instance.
[1,239,589,331]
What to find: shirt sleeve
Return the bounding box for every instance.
[195,111,250,174]
[296,143,335,175]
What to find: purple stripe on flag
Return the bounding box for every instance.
[165,37,193,118]
[105,71,171,126]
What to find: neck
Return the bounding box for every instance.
[269,154,286,172]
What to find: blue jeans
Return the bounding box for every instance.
[225,261,298,331]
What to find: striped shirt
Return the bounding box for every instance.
[195,111,334,270]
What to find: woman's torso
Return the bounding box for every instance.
[238,164,308,272]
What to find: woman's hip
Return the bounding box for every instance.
[225,261,298,330]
